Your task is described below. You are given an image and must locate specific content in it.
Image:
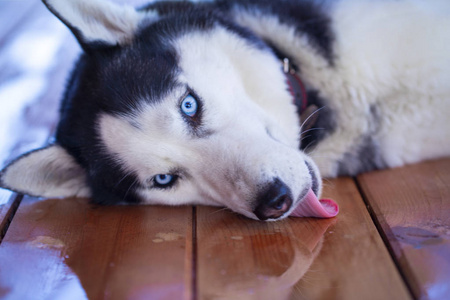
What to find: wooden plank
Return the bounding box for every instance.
[196,178,411,300]
[0,196,194,299]
[357,158,450,300]
[0,194,22,244]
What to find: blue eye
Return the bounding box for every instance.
[154,174,175,187]
[181,94,198,117]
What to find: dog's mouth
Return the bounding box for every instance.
[289,189,338,218]
[289,161,339,218]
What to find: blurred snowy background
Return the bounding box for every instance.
[0,0,150,203]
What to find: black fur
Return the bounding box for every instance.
[337,135,386,176]
[54,0,335,204]
[55,1,274,204]
[337,105,386,175]
[216,0,334,63]
[300,90,336,152]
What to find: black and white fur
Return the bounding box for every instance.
[1,0,449,220]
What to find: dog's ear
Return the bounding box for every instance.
[42,0,158,50]
[0,145,90,198]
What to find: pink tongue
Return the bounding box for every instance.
[290,189,339,218]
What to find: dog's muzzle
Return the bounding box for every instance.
[253,177,340,220]
[253,178,293,220]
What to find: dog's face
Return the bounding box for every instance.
[0,0,326,221]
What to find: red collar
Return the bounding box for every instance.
[283,58,308,113]
[282,58,321,146]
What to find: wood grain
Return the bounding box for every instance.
[196,178,411,300]
[0,194,22,244]
[0,196,194,300]
[358,158,450,300]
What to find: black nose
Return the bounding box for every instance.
[253,178,293,220]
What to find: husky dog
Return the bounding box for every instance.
[1,0,449,221]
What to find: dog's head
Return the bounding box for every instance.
[0,0,333,221]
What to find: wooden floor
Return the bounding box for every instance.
[0,1,449,299]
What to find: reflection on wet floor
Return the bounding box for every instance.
[197,209,336,299]
[0,242,87,300]
[0,196,335,300]
[2,178,431,299]
[0,197,191,299]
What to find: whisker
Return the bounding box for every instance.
[302,139,319,154]
[301,127,324,136]
[300,106,326,130]
[321,177,335,188]
[208,207,229,216]
[308,154,334,159]
[115,173,131,189]
[301,134,312,142]
[122,178,139,202]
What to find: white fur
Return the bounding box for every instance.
[232,0,450,176]
[1,0,449,220]
[44,0,158,45]
[328,0,450,172]
[1,145,90,198]
[98,26,316,219]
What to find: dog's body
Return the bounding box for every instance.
[225,0,450,176]
[1,0,449,220]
